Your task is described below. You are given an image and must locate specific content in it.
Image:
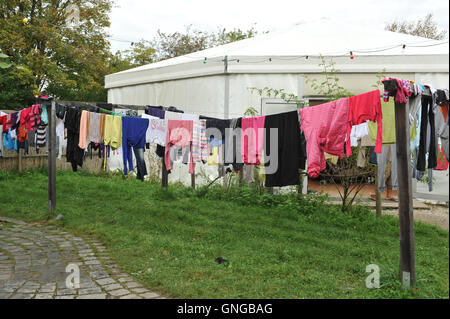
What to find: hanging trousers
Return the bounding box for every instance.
[417,95,437,171]
[376,144,398,192]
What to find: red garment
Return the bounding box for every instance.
[0,115,6,132]
[439,103,449,123]
[4,113,12,131]
[17,125,28,142]
[436,144,449,170]
[165,119,195,174]
[300,98,349,178]
[241,115,266,165]
[346,90,383,156]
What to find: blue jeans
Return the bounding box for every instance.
[133,146,147,181]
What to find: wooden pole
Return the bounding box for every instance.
[161,157,168,189]
[394,101,415,287]
[48,100,56,212]
[375,173,382,218]
[18,148,23,173]
[191,172,195,189]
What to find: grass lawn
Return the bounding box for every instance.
[0,169,448,298]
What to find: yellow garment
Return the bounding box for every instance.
[369,99,396,145]
[207,147,218,165]
[324,152,339,165]
[410,121,417,141]
[103,115,122,149]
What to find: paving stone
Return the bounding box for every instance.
[103,283,123,291]
[96,278,116,286]
[108,289,130,297]
[125,282,143,289]
[10,293,34,299]
[140,292,161,299]
[131,288,151,294]
[0,217,165,300]
[78,287,102,295]
[120,294,142,299]
[117,277,134,283]
[34,293,54,299]
[77,294,106,299]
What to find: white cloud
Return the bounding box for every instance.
[108,0,449,52]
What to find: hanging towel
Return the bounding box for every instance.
[88,112,102,144]
[192,119,209,162]
[347,90,383,156]
[241,116,265,165]
[78,110,90,149]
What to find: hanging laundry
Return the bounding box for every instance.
[417,92,437,171]
[141,114,167,146]
[121,117,149,178]
[192,119,209,162]
[264,111,306,187]
[347,89,382,156]
[436,144,449,170]
[300,98,349,178]
[368,99,395,145]
[65,108,84,171]
[104,114,122,149]
[88,112,102,144]
[147,106,165,119]
[350,122,369,147]
[165,120,195,174]
[376,144,398,193]
[224,118,244,172]
[78,110,90,149]
[36,124,47,152]
[241,116,265,166]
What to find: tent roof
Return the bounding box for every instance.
[106,19,449,89]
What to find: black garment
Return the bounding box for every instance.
[417,96,437,171]
[368,146,377,165]
[204,118,231,142]
[224,118,243,172]
[436,89,448,106]
[64,108,84,171]
[264,111,306,187]
[56,104,67,120]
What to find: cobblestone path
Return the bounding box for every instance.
[0,217,164,299]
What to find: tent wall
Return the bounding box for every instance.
[107,75,225,118]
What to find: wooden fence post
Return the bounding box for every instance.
[48,100,56,212]
[394,101,415,287]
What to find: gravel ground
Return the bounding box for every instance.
[383,204,449,231]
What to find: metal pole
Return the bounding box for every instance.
[48,100,56,212]
[394,101,415,287]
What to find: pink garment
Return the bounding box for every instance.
[21,104,41,131]
[241,116,265,165]
[78,110,90,149]
[165,120,195,174]
[300,99,349,178]
[346,90,383,156]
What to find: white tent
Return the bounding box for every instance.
[105,19,449,120]
[104,20,449,188]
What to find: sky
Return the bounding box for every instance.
[108,0,449,53]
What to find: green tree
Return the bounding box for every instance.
[385,13,447,40]
[152,24,264,61]
[0,0,114,107]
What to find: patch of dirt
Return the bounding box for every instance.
[383,204,449,231]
